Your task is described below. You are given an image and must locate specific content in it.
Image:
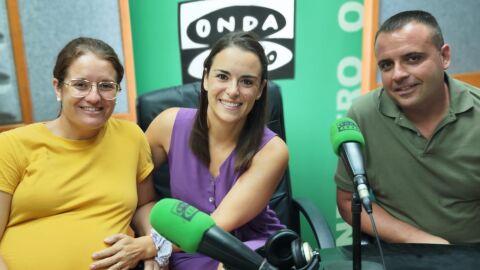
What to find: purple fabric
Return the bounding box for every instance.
[168,108,285,270]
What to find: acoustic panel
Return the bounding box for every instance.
[17,0,128,121]
[0,0,22,125]
[376,0,480,82]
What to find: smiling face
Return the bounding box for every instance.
[53,52,117,138]
[203,46,265,127]
[375,22,450,112]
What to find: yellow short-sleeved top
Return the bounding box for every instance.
[0,118,153,269]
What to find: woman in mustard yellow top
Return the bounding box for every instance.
[0,38,164,269]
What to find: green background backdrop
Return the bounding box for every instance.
[129,0,364,247]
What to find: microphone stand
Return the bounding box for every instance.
[351,191,362,270]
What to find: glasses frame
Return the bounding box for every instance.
[62,79,121,101]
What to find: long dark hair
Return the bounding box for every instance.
[189,31,269,171]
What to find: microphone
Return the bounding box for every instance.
[330,117,372,214]
[150,198,276,270]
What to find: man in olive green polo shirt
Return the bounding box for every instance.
[335,10,480,244]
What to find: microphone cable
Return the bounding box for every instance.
[368,213,387,270]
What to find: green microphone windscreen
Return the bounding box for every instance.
[330,117,365,155]
[150,198,215,253]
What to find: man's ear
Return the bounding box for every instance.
[440,43,451,70]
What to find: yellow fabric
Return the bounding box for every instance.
[0,119,153,269]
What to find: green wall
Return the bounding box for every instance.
[130,0,364,247]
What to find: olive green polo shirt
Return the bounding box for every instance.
[335,74,480,244]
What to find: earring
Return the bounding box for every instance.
[56,96,61,102]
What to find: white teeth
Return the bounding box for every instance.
[82,107,101,112]
[220,100,241,107]
[397,83,418,91]
[396,85,413,91]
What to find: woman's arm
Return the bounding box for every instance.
[145,108,185,253]
[211,137,289,232]
[132,175,158,236]
[91,173,172,270]
[0,191,12,270]
[90,107,179,270]
[90,176,162,270]
[131,175,169,270]
[145,108,179,169]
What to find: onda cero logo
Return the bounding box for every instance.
[178,0,295,83]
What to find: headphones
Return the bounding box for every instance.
[264,229,320,270]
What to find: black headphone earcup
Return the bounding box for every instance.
[291,238,311,269]
[265,229,299,269]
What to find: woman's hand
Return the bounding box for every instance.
[90,234,153,270]
[144,259,168,270]
[0,256,8,270]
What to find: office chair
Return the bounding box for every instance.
[137,81,335,250]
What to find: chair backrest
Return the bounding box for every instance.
[137,81,298,231]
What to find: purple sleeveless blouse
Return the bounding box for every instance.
[168,108,285,270]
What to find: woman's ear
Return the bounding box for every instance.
[53,78,62,101]
[202,68,209,91]
[256,80,267,100]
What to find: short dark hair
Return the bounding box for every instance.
[375,10,444,49]
[53,37,124,84]
[190,31,269,171]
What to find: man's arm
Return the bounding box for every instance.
[336,188,449,244]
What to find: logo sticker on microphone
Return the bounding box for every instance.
[337,121,359,132]
[172,201,199,222]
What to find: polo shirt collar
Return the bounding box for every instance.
[447,74,474,114]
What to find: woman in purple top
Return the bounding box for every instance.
[146,32,289,270]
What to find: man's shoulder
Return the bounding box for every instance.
[352,89,379,106]
[455,79,480,99]
[448,75,478,92]
[449,77,480,111]
[348,88,382,118]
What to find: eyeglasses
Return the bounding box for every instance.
[63,79,120,100]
